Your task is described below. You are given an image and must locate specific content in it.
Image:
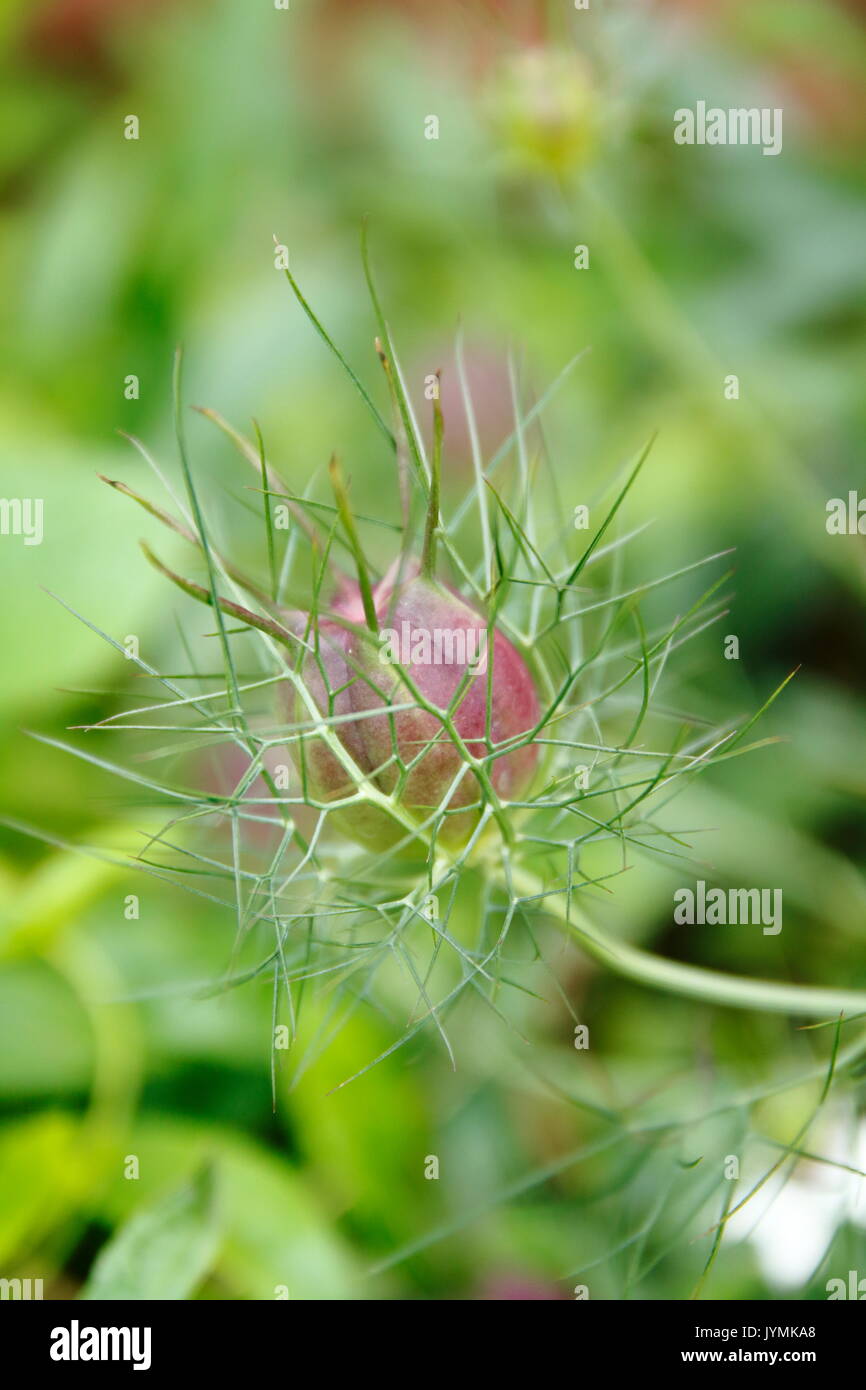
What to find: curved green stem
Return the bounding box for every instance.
[50,929,144,1139]
[510,866,866,1019]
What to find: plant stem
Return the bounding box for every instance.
[509,866,866,1019]
[421,380,442,579]
[328,455,379,634]
[140,542,299,646]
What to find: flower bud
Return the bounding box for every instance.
[292,568,540,851]
[486,47,597,176]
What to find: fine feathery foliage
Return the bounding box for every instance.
[19,255,866,1102]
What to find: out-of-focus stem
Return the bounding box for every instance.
[510,865,866,1019]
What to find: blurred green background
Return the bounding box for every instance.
[1,0,865,1300]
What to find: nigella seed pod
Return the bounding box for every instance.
[293,566,540,851]
[114,353,541,856]
[96,331,866,1027]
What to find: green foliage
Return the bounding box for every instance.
[1,0,865,1302]
[81,1165,219,1301]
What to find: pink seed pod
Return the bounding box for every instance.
[293,564,540,851]
[118,361,541,855]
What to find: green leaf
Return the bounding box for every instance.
[81,1164,220,1301]
[95,1117,363,1299]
